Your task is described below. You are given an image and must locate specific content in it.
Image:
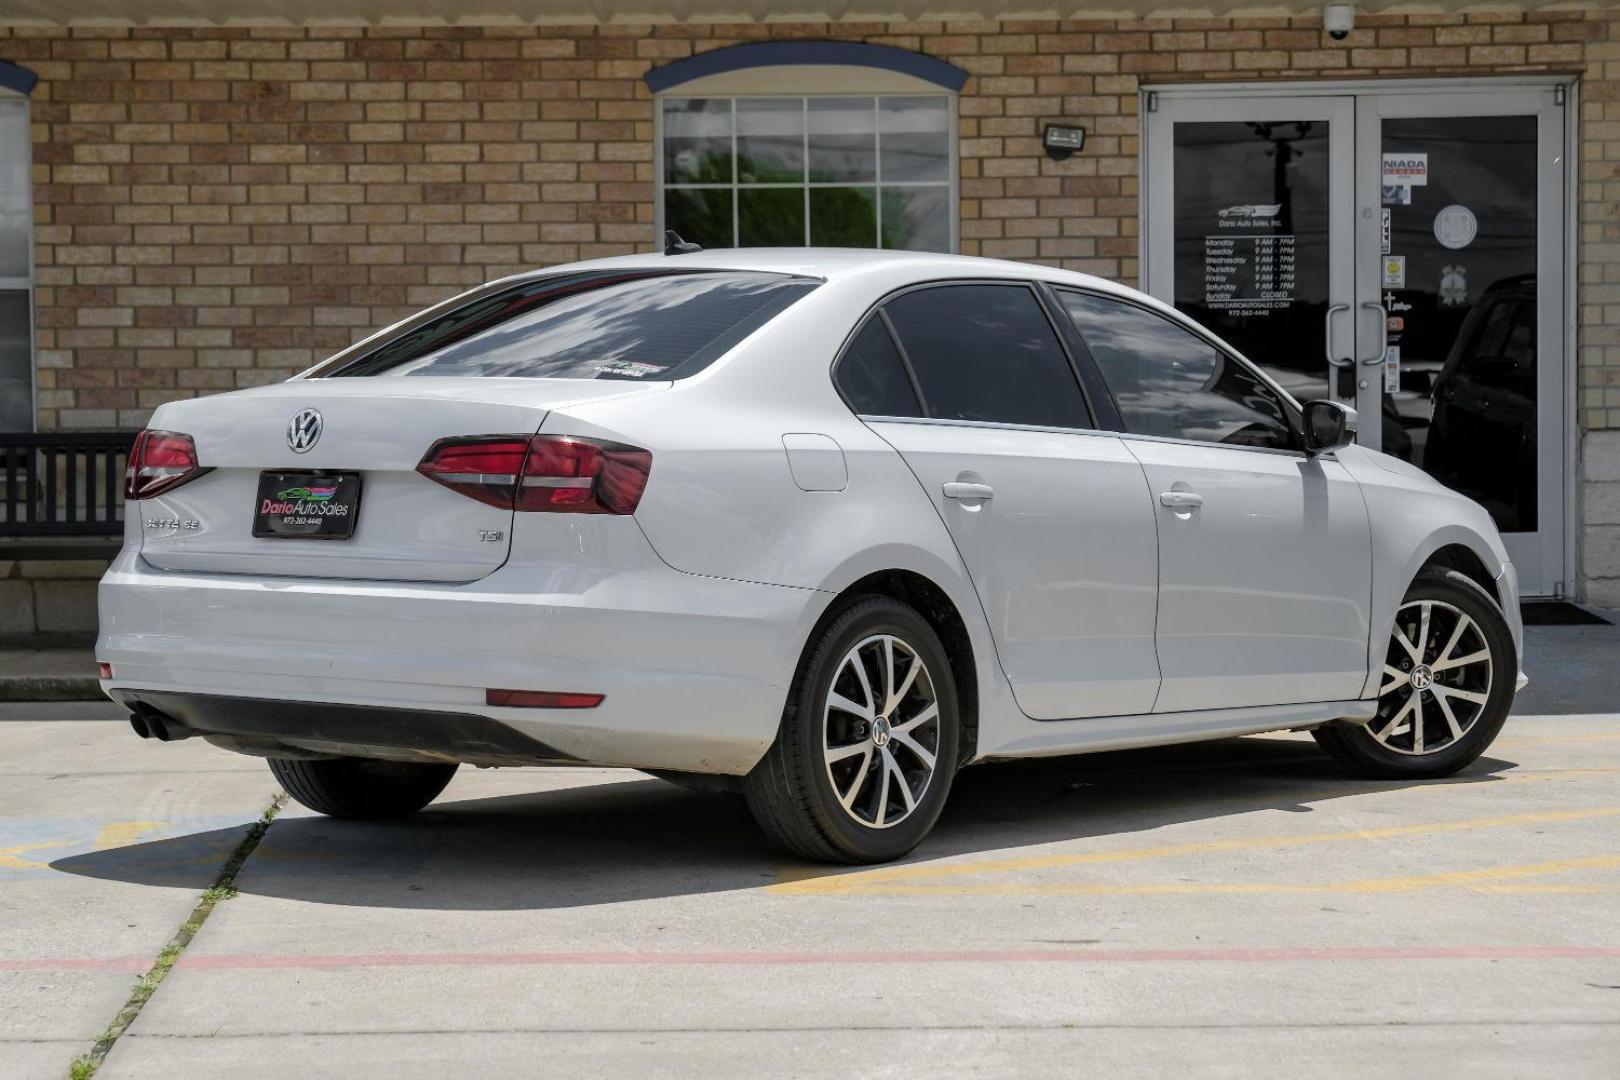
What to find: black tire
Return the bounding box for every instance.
[744,595,960,864]
[269,756,459,819]
[1313,568,1516,779]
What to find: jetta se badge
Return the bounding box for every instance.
[287,408,322,453]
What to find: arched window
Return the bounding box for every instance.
[647,42,966,253]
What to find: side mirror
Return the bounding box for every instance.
[1302,399,1357,455]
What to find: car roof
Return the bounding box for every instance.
[493,247,1144,299]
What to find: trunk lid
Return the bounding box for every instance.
[136,378,666,582]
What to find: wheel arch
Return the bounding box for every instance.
[807,568,980,766]
[1361,525,1518,699]
[1419,542,1503,610]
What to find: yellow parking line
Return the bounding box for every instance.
[0,840,63,871]
[1498,732,1620,744]
[92,821,165,850]
[771,805,1620,894]
[782,853,1620,897]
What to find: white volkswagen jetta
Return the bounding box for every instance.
[98,249,1525,863]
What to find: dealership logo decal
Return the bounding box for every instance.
[276,483,337,502]
[1216,203,1282,229]
[287,408,322,453]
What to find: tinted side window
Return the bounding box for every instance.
[835,318,922,417]
[882,284,1090,429]
[1058,291,1296,451]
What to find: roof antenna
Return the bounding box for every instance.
[664,230,702,256]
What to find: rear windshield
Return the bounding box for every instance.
[322,269,819,380]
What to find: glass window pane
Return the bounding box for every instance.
[1170,120,1330,406]
[1384,114,1538,532]
[835,317,920,417]
[879,97,950,183]
[738,187,804,247]
[665,188,733,249]
[881,187,949,252]
[1058,291,1294,450]
[884,284,1089,429]
[736,98,804,184]
[809,97,876,183]
[0,291,32,429]
[0,101,27,280]
[331,271,818,381]
[810,187,876,247]
[663,98,732,184]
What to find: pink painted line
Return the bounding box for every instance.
[156,945,1620,971]
[6,946,1618,975]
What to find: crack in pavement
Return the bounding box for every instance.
[66,792,287,1080]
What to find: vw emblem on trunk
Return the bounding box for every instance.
[287,408,323,454]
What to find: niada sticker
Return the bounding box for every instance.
[1385,344,1401,394]
[1382,152,1428,187]
[1382,255,1406,288]
[1433,205,1477,250]
[1439,265,1468,307]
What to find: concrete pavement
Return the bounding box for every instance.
[0,618,1615,1078]
[0,710,277,1076]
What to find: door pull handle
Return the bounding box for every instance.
[1158,491,1204,509]
[942,482,994,501]
[1359,301,1390,366]
[1324,302,1352,369]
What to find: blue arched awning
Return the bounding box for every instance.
[0,60,39,96]
[644,40,967,94]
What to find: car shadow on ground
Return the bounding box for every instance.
[50,733,1520,912]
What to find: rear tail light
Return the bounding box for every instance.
[417,435,652,515]
[124,430,209,500]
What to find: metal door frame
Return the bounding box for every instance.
[1141,94,1366,418]
[1141,76,1576,598]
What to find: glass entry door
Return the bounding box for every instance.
[1355,87,1566,596]
[1145,83,1568,596]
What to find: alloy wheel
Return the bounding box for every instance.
[1367,599,1494,756]
[822,633,940,828]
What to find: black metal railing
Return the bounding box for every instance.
[0,432,138,537]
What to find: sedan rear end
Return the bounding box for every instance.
[99,266,825,775]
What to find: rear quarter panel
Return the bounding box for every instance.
[540,273,1028,760]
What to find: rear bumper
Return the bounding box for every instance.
[97,543,827,774]
[115,689,581,763]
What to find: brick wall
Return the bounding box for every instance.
[4,11,1620,598]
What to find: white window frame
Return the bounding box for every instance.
[0,92,34,431]
[655,91,958,254]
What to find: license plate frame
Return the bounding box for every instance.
[252,472,362,541]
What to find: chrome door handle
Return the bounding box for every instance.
[942,482,994,501]
[1325,302,1351,368]
[1158,491,1204,509]
[1359,301,1389,365]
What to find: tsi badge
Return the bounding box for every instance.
[287,408,322,454]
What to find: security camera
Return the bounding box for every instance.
[1323,4,1355,40]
